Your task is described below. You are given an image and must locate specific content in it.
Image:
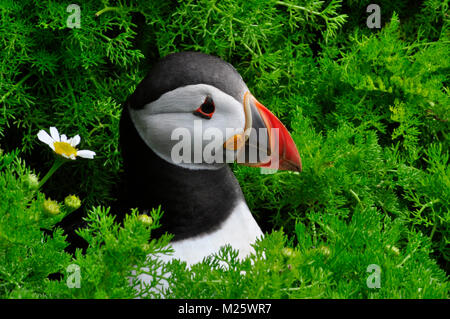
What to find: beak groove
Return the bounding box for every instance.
[240,92,302,172]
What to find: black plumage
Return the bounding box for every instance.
[120,106,244,240]
[127,52,247,109]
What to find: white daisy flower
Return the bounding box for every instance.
[37,127,96,160]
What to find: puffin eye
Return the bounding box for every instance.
[194,96,215,119]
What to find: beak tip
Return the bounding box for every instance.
[279,156,302,173]
[295,155,303,173]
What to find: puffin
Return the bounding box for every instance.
[119,52,302,272]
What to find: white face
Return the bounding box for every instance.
[129,84,246,169]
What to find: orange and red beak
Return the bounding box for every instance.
[224,92,302,172]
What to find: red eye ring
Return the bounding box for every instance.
[194,96,215,119]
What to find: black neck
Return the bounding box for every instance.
[120,108,243,241]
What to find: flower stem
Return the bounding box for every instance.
[38,157,65,189]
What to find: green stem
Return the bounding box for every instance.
[275,1,322,17]
[396,253,411,268]
[38,157,65,189]
[424,200,440,240]
[416,199,440,216]
[403,41,450,51]
[212,4,246,24]
[430,217,438,240]
[95,6,119,17]
[0,73,33,104]
[349,188,363,208]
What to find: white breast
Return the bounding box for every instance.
[135,201,263,292]
[161,200,263,265]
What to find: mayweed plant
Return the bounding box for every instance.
[0,0,448,299]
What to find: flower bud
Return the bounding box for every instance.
[281,247,296,258]
[272,264,282,273]
[318,245,331,257]
[43,199,61,216]
[385,244,400,256]
[24,173,39,190]
[64,195,81,210]
[138,214,153,226]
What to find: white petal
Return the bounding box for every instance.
[50,127,60,142]
[60,134,68,143]
[37,130,55,150]
[70,135,81,147]
[77,150,96,159]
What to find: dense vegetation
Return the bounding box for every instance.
[0,0,448,298]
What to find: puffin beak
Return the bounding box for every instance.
[225,92,302,172]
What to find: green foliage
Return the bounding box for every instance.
[167,209,449,298]
[1,150,447,298]
[0,150,71,298]
[0,0,449,298]
[0,150,172,298]
[233,10,449,270]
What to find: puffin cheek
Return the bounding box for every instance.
[136,114,193,163]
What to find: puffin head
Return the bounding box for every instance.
[122,51,301,172]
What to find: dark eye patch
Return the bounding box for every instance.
[194,96,215,119]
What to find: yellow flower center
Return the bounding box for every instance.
[53,141,77,157]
